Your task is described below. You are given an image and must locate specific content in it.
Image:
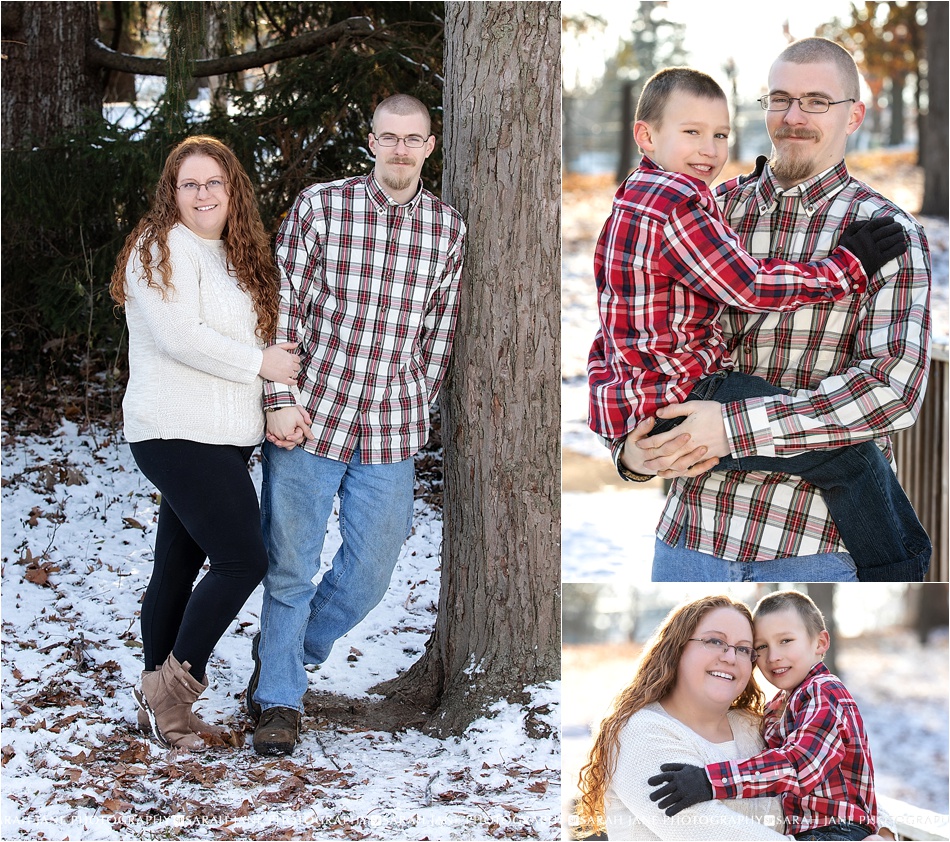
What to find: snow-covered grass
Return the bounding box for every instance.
[1,423,560,840]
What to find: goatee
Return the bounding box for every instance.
[769,153,818,185]
[770,128,821,185]
[380,172,416,193]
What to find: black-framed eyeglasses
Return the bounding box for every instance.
[372,133,431,149]
[758,95,856,114]
[688,637,758,663]
[176,178,228,195]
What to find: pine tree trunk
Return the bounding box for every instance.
[1,2,104,151]
[377,1,561,737]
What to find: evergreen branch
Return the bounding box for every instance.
[86,16,377,76]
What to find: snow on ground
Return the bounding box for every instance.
[562,162,950,580]
[561,626,949,839]
[1,423,560,841]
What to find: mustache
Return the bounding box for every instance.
[387,156,414,164]
[773,128,821,140]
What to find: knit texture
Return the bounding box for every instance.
[122,224,265,445]
[604,702,787,840]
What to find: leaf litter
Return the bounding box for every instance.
[1,420,561,840]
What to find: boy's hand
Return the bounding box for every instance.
[648,763,714,816]
[837,217,908,279]
[737,155,768,185]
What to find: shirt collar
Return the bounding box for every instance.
[637,155,710,192]
[365,171,425,215]
[755,159,851,217]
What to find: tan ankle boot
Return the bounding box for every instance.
[135,670,226,737]
[136,654,208,750]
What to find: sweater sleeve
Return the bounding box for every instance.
[610,712,790,840]
[127,236,264,385]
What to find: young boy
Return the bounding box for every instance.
[648,590,881,841]
[586,66,928,580]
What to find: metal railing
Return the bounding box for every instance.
[894,342,949,582]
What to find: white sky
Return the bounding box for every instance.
[563,0,867,99]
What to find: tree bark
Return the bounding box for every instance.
[920,1,948,216]
[376,1,561,737]
[2,1,104,151]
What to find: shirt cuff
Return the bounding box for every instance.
[722,396,776,459]
[262,385,297,412]
[606,435,654,482]
[706,760,742,800]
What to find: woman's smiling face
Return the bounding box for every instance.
[175,153,230,240]
[675,607,755,709]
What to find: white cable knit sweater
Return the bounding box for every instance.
[122,224,266,446]
[604,702,789,841]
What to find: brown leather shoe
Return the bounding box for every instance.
[253,706,301,756]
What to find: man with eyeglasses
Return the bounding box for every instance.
[247,94,466,755]
[621,37,932,581]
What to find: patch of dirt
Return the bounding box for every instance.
[301,689,431,734]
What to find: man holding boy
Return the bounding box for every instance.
[248,94,466,755]
[649,591,880,841]
[619,38,932,578]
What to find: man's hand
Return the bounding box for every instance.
[647,763,714,817]
[621,416,720,480]
[643,401,731,472]
[266,406,315,451]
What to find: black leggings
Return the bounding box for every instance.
[129,439,268,680]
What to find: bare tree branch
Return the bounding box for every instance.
[86,16,376,76]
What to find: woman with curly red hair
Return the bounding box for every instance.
[111,135,300,750]
[575,595,788,840]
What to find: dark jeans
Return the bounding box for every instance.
[130,439,268,680]
[651,370,932,581]
[793,821,871,841]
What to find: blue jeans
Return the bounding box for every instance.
[794,821,871,840]
[254,442,415,713]
[653,534,859,581]
[652,370,932,581]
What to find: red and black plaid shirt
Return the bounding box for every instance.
[587,157,864,439]
[658,160,931,561]
[264,173,465,464]
[706,662,878,834]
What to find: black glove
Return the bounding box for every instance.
[837,216,908,279]
[647,762,714,817]
[737,155,768,185]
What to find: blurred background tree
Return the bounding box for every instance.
[1,1,444,395]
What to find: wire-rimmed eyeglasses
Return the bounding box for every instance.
[688,637,758,663]
[372,133,431,149]
[758,95,856,114]
[176,178,228,195]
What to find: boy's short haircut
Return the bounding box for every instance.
[753,590,826,639]
[636,67,727,127]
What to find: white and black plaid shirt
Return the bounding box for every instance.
[264,173,466,464]
[658,160,931,561]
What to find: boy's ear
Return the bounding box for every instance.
[815,630,831,657]
[633,120,655,152]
